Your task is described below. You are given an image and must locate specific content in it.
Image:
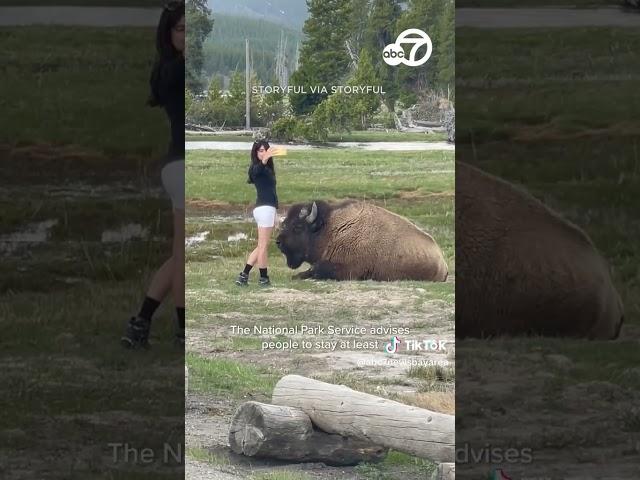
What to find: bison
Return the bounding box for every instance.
[457,161,624,339]
[275,200,448,282]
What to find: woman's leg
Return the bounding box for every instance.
[172,207,185,309]
[237,209,274,284]
[123,161,184,348]
[244,207,261,268]
[122,254,173,348]
[171,207,185,345]
[146,257,173,300]
[246,247,259,266]
[236,245,258,286]
[122,262,172,349]
[256,226,273,268]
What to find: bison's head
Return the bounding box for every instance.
[276,201,324,269]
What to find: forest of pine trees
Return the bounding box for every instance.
[201,14,302,91]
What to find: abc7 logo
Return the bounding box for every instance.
[383,28,432,67]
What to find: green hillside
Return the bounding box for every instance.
[208,0,309,30]
[204,13,303,86]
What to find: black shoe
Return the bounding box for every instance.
[235,271,249,286]
[258,276,271,287]
[121,316,151,349]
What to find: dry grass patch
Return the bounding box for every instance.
[402,391,455,415]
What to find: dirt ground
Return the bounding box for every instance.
[185,282,456,480]
[456,325,640,479]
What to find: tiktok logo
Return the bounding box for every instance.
[384,336,401,354]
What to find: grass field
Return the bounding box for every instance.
[457,28,640,81]
[0,27,182,479]
[457,28,640,142]
[185,148,455,479]
[185,130,448,143]
[1,27,166,157]
[455,26,640,479]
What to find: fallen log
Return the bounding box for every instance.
[228,401,387,466]
[436,462,455,480]
[272,375,454,463]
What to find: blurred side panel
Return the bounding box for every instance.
[0,3,184,479]
[456,5,640,479]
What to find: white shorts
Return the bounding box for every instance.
[253,206,277,227]
[161,160,185,210]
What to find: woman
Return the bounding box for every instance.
[236,141,280,287]
[122,1,185,348]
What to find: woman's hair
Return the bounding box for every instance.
[148,1,185,107]
[248,140,276,184]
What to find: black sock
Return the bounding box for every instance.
[243,264,253,275]
[176,307,185,329]
[259,268,268,278]
[138,296,161,321]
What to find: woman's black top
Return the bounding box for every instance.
[152,56,185,164]
[250,163,278,208]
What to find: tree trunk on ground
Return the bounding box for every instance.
[228,401,387,466]
[435,462,455,480]
[271,375,454,463]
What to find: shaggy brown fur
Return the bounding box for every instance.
[456,161,624,339]
[277,200,448,282]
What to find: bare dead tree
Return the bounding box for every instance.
[345,39,359,72]
[275,30,289,87]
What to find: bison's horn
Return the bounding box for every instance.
[298,208,308,219]
[306,201,318,224]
